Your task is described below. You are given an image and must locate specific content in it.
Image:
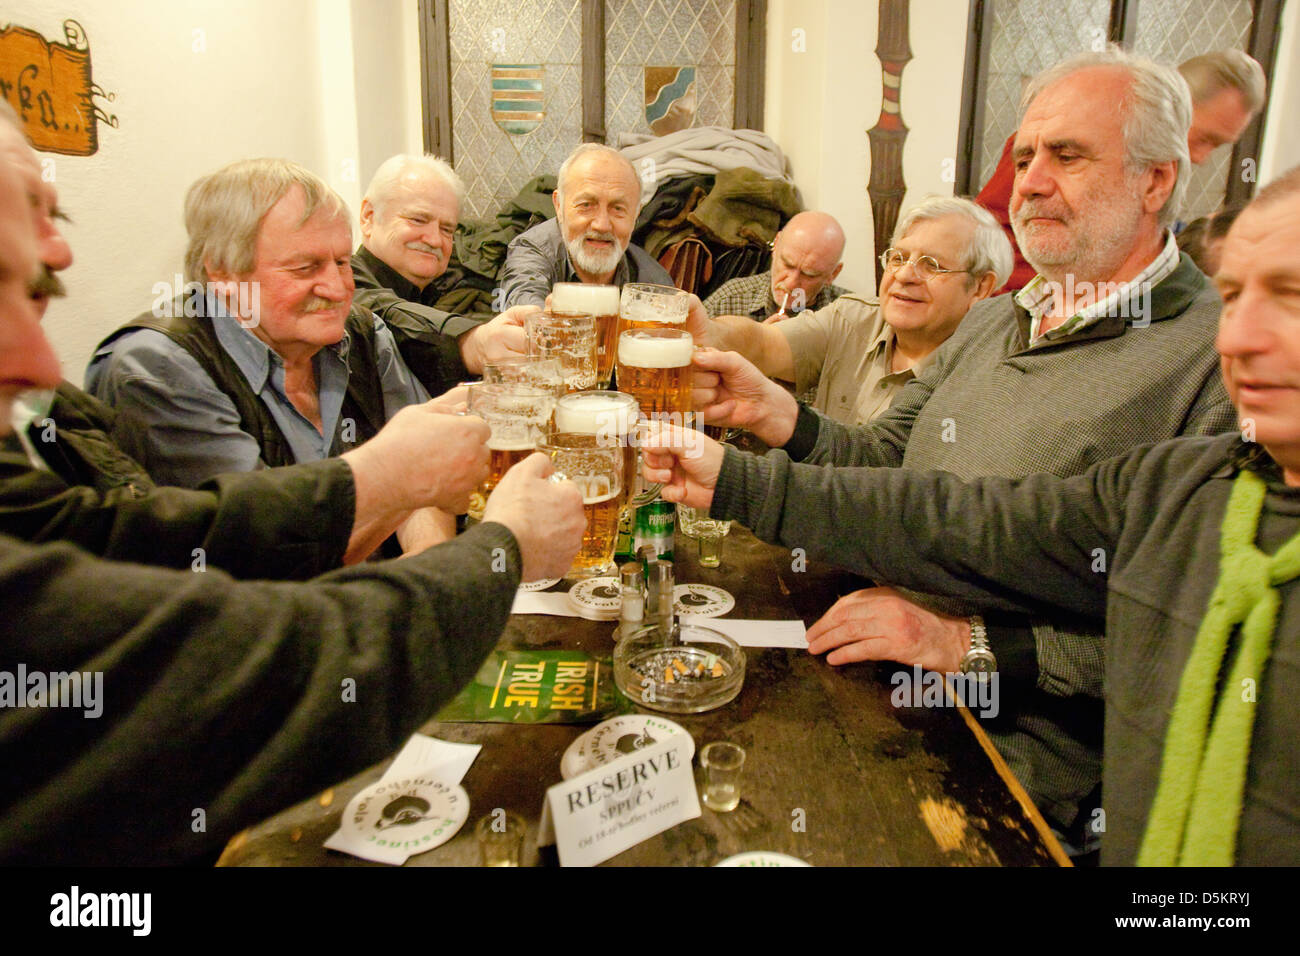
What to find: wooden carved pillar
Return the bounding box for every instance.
[867,0,911,290]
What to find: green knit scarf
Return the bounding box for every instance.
[1138,469,1300,866]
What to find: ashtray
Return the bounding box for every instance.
[613,623,745,714]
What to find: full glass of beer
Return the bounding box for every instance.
[526,311,598,392]
[540,434,623,576]
[554,390,660,511]
[618,283,690,337]
[616,326,695,426]
[551,283,619,389]
[466,382,556,521]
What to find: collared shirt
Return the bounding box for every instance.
[85,297,429,488]
[1016,231,1181,343]
[497,218,675,309]
[701,270,849,320]
[778,294,935,425]
[350,244,480,341]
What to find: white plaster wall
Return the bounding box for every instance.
[5,0,421,380]
[1258,0,1300,186]
[764,0,968,296]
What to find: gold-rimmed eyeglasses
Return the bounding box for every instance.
[879,248,970,281]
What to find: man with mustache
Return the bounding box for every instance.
[0,111,488,574]
[498,143,673,308]
[87,159,460,551]
[352,154,533,395]
[687,48,1236,858]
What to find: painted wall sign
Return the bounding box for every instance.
[644,65,696,135]
[0,19,117,156]
[491,63,545,135]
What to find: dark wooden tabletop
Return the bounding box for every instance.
[219,525,1068,867]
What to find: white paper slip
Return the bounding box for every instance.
[511,590,582,617]
[324,734,480,864]
[545,734,700,867]
[680,615,807,649]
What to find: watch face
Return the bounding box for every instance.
[963,650,997,674]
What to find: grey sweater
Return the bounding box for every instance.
[713,433,1300,865]
[0,521,521,865]
[786,254,1236,827]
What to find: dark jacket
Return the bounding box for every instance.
[0,382,354,580]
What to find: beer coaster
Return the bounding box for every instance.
[673,584,734,618]
[519,577,562,591]
[560,714,694,780]
[567,577,623,621]
[715,851,812,867]
[339,776,470,858]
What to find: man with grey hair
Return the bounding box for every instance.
[980,48,1267,290]
[498,142,673,308]
[698,196,1008,424]
[87,158,462,552]
[352,153,532,394]
[702,210,850,321]
[1179,50,1267,164]
[689,47,1236,855]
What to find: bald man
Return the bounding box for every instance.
[702,211,849,321]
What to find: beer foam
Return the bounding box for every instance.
[618,331,695,368]
[552,283,619,315]
[555,393,636,436]
[487,437,538,451]
[621,301,686,324]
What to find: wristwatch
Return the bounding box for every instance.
[959,614,997,675]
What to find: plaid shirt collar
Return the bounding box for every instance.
[1016,231,1180,343]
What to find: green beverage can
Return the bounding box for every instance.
[633,499,675,561]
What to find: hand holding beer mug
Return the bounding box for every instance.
[466,383,556,521]
[539,435,623,577]
[526,311,598,391]
[551,283,620,388]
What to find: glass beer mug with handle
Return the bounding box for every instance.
[617,282,690,339]
[616,326,695,427]
[526,310,598,392]
[553,390,661,514]
[551,283,620,389]
[539,434,623,577]
[465,382,556,522]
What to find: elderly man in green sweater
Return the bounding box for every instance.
[643,164,1300,865]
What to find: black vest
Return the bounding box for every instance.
[102,299,389,467]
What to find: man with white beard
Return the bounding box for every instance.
[499,144,674,308]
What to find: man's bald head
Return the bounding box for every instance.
[770,211,846,311]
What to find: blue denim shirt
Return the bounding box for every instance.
[86,299,429,488]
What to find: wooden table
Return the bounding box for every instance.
[219,526,1068,867]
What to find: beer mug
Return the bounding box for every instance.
[554,390,660,512]
[618,283,690,339]
[551,283,620,389]
[540,434,623,577]
[616,326,695,426]
[525,311,598,392]
[466,382,556,521]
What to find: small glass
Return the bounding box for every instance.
[699,741,745,812]
[677,503,732,568]
[476,811,526,867]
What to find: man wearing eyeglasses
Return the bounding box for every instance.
[699,197,1009,424]
[688,49,1237,858]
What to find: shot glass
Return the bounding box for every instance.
[677,503,732,568]
[475,811,526,866]
[699,741,745,812]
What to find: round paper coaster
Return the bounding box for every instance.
[560,714,694,780]
[340,776,470,858]
[673,584,735,617]
[715,851,812,867]
[567,576,623,621]
[518,577,562,591]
